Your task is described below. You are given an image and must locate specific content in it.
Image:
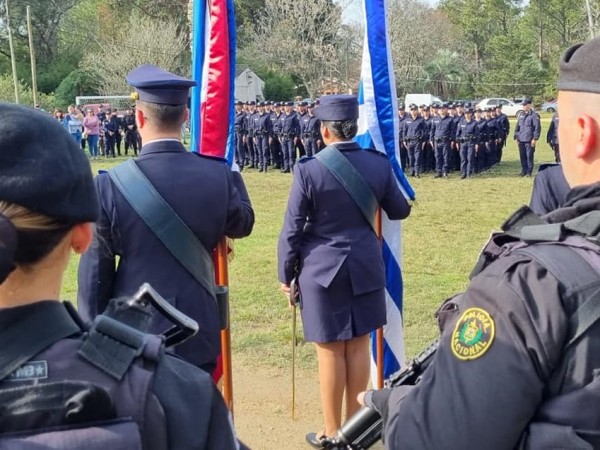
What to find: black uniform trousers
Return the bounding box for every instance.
[406,141,421,176]
[105,133,116,158]
[435,140,450,176]
[460,141,476,177]
[125,130,139,156]
[235,131,246,168]
[400,142,409,172]
[246,133,255,167]
[270,136,281,168]
[518,141,535,176]
[302,137,317,158]
[281,136,295,172]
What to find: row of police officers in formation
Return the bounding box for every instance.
[234,97,555,180]
[398,101,511,179]
[234,100,323,172]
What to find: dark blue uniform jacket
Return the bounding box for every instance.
[77,140,254,369]
[278,141,411,292]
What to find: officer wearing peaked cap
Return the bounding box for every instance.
[78,65,255,375]
[359,35,600,450]
[0,103,240,449]
[277,95,411,446]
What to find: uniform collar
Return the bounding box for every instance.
[331,141,361,151]
[139,139,187,156]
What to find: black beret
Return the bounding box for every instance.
[235,101,243,106]
[465,107,474,114]
[558,37,600,94]
[248,101,256,106]
[522,98,532,105]
[0,103,99,223]
[273,102,281,107]
[409,103,418,110]
[313,95,359,121]
[284,101,294,107]
[298,101,308,107]
[398,103,405,109]
[441,103,449,109]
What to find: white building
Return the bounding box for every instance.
[235,67,265,103]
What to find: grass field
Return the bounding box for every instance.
[63,118,555,372]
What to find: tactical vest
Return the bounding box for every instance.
[470,206,600,449]
[0,298,168,449]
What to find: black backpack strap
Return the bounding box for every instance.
[79,314,161,381]
[315,145,378,233]
[514,244,600,348]
[108,159,216,300]
[0,302,82,382]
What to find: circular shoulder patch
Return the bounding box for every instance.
[451,307,495,361]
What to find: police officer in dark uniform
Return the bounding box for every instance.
[514,98,542,176]
[123,107,139,156]
[484,107,500,170]
[474,107,488,174]
[495,104,510,163]
[255,102,273,172]
[308,103,322,154]
[78,65,255,374]
[397,104,409,172]
[277,95,410,446]
[456,107,479,179]
[280,101,300,173]
[430,103,454,178]
[547,111,560,162]
[104,110,119,158]
[245,101,257,168]
[403,104,425,177]
[234,100,246,170]
[360,36,600,450]
[451,102,464,171]
[270,101,282,168]
[0,103,239,449]
[421,105,434,173]
[529,163,570,215]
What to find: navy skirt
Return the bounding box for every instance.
[298,262,386,343]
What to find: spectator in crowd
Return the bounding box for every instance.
[64,105,84,144]
[82,108,100,159]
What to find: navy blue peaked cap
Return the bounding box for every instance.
[0,103,99,222]
[313,95,359,121]
[126,65,197,105]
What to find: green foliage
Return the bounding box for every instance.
[0,74,55,108]
[479,31,548,100]
[55,69,100,107]
[262,71,295,101]
[422,50,467,100]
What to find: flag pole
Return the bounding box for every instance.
[375,208,384,389]
[215,238,235,416]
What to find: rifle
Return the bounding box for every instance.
[321,340,439,450]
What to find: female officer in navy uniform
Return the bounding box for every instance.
[277,95,411,447]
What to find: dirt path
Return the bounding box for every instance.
[232,358,384,450]
[233,360,323,449]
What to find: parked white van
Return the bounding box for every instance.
[404,93,443,107]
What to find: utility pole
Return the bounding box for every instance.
[585,0,595,39]
[27,6,38,106]
[6,0,20,104]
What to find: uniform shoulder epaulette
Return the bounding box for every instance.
[298,156,315,164]
[537,162,560,173]
[193,152,227,163]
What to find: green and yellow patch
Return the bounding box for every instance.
[451,307,495,361]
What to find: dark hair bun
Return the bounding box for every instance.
[0,214,17,283]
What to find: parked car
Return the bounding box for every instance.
[541,100,557,113]
[476,98,524,118]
